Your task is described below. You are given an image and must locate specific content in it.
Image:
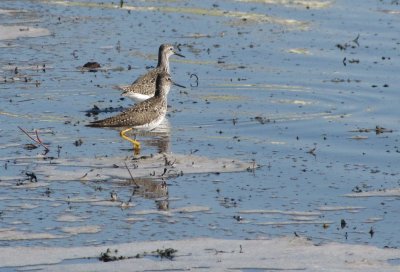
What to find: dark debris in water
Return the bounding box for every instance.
[153,248,178,260]
[74,139,83,147]
[190,73,199,87]
[343,57,360,66]
[99,248,126,262]
[351,183,387,196]
[18,126,50,154]
[98,247,177,262]
[85,105,125,117]
[25,172,38,183]
[350,126,393,135]
[23,143,38,150]
[369,227,375,238]
[219,197,239,208]
[328,78,361,83]
[341,219,347,229]
[82,61,101,72]
[336,34,360,50]
[306,146,317,157]
[252,116,271,125]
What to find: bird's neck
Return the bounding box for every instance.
[154,86,169,98]
[158,55,170,73]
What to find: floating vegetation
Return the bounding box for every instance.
[56,214,86,222]
[252,115,270,124]
[349,126,393,135]
[0,110,70,122]
[48,1,308,29]
[317,206,365,212]
[212,83,313,92]
[349,135,368,140]
[239,209,321,216]
[0,25,50,40]
[0,237,399,270]
[153,248,178,260]
[99,248,126,262]
[344,188,400,198]
[234,0,332,9]
[61,225,102,235]
[287,48,312,55]
[201,94,245,101]
[0,229,63,241]
[30,153,255,184]
[84,105,125,117]
[98,247,177,262]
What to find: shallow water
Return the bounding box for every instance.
[0,0,400,251]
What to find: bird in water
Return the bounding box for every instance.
[88,71,184,153]
[115,44,185,102]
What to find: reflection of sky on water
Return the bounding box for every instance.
[0,0,399,249]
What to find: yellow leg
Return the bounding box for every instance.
[120,128,141,152]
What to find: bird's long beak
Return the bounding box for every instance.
[173,81,186,88]
[173,51,185,58]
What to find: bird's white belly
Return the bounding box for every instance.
[124,92,152,102]
[135,113,166,131]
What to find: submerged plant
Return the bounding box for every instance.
[153,248,178,260]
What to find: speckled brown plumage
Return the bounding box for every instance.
[117,44,184,101]
[88,72,171,129]
[120,68,161,96]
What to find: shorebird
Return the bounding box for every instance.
[116,44,184,102]
[88,71,184,152]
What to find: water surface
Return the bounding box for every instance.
[0,0,399,249]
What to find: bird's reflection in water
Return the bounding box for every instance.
[122,118,171,154]
[122,177,169,211]
[155,198,169,211]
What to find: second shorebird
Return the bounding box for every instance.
[116,44,184,102]
[88,71,183,152]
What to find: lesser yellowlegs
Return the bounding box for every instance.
[88,71,183,152]
[116,44,184,102]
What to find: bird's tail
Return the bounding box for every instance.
[112,85,129,92]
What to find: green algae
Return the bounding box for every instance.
[47,0,308,29]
